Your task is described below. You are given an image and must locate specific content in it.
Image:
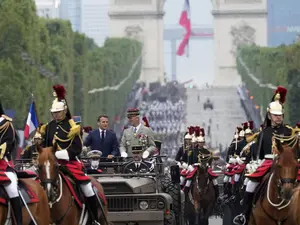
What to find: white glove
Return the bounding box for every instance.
[142,151,150,159]
[182,162,188,169]
[176,161,182,168]
[188,165,194,172]
[229,157,236,164]
[55,150,69,161]
[121,152,128,158]
[225,163,230,169]
[236,157,244,165]
[82,146,88,152]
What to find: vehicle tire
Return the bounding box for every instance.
[160,176,183,225]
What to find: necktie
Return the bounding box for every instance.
[100,130,105,145]
[134,127,137,134]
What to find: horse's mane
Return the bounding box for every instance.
[38,147,56,163]
[277,146,297,166]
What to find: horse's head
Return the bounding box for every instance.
[273,139,298,200]
[37,145,59,200]
[195,163,209,194]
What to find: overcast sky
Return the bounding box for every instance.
[164,0,214,86]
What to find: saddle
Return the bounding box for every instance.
[59,171,107,209]
[0,180,39,206]
[253,173,271,205]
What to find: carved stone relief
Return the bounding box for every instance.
[124,25,144,42]
[230,22,256,55]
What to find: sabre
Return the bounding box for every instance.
[18,189,38,225]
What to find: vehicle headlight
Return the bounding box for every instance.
[139,201,149,210]
[157,201,165,209]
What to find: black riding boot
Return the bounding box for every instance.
[11,197,22,225]
[227,183,233,197]
[233,192,254,225]
[214,185,219,199]
[86,195,100,224]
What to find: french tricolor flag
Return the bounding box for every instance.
[24,101,39,140]
[177,0,191,56]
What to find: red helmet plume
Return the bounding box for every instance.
[195,126,201,137]
[188,126,195,135]
[142,116,150,128]
[272,86,287,104]
[200,128,205,137]
[53,84,66,100]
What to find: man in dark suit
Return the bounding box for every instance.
[84,115,120,159]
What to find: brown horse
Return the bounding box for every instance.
[249,140,298,225]
[0,177,50,225]
[191,164,216,225]
[37,146,110,225]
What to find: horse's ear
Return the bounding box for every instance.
[274,138,283,153]
[37,144,43,154]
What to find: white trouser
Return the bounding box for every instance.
[4,172,19,198]
[212,178,218,186]
[243,177,249,186]
[234,174,241,182]
[80,182,95,197]
[185,180,192,187]
[223,175,229,183]
[245,180,259,193]
[180,176,186,185]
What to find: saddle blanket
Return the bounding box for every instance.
[60,172,107,208]
[246,159,273,178]
[0,181,39,205]
[186,167,218,179]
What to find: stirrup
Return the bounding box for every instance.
[233,213,246,225]
[92,221,101,225]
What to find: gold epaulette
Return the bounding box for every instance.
[285,124,293,130]
[68,119,81,139]
[40,123,47,136]
[1,115,12,122]
[246,132,259,143]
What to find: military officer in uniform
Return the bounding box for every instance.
[86,150,102,174]
[123,146,153,173]
[120,108,156,159]
[41,84,101,224]
[0,102,22,224]
[234,86,292,225]
[21,126,43,160]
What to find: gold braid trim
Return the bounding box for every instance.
[68,119,80,139]
[0,143,7,159]
[40,124,47,136]
[1,115,12,122]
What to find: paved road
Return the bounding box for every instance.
[186,86,247,150]
[185,86,247,225]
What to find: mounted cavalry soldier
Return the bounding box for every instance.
[41,85,101,224]
[0,102,22,224]
[234,86,292,225]
[21,125,43,160]
[182,127,219,198]
[120,108,156,159]
[223,126,244,197]
[178,126,194,188]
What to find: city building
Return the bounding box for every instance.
[35,0,60,19]
[59,0,109,46]
[268,0,300,46]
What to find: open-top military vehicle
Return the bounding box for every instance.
[88,156,185,225]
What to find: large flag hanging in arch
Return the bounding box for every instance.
[177,0,191,56]
[24,101,39,140]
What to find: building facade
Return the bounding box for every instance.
[35,0,60,18]
[268,0,300,46]
[59,0,109,46]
